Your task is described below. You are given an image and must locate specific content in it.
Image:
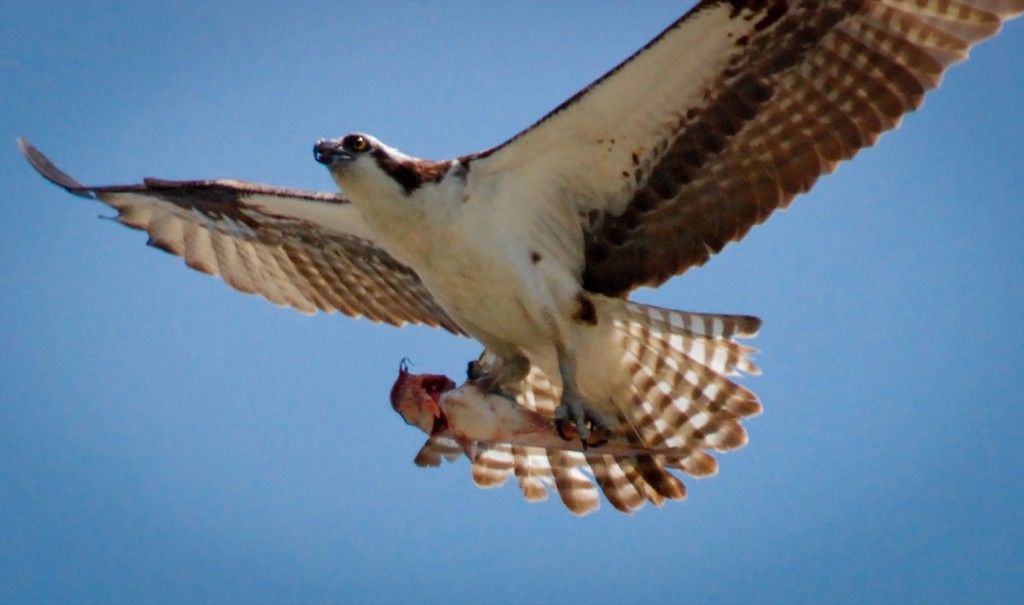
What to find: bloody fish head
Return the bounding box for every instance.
[390,360,455,435]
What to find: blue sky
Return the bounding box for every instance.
[1,2,1021,604]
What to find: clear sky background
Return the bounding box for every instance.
[1,2,1021,604]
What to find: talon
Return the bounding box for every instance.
[585,422,611,448]
[553,342,613,448]
[554,405,574,441]
[468,369,501,394]
[466,360,485,381]
[553,398,612,448]
[467,354,529,399]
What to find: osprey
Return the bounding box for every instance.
[20,1,1024,514]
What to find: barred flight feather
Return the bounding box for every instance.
[417,298,760,515]
[577,0,1023,298]
[16,139,465,333]
[413,436,462,468]
[24,0,1021,520]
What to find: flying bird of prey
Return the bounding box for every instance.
[21,1,1024,513]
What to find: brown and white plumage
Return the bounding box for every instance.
[427,302,761,516]
[19,139,463,333]
[20,1,1023,513]
[476,0,1024,297]
[397,300,761,513]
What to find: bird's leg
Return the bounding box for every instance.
[553,343,612,448]
[468,354,530,400]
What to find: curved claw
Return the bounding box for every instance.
[467,354,529,400]
[554,399,612,448]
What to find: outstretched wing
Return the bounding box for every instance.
[471,0,1023,296]
[20,139,464,334]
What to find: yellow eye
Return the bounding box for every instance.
[345,135,369,153]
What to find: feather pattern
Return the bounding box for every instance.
[21,1,1023,518]
[18,139,463,334]
[471,0,1024,296]
[412,298,761,515]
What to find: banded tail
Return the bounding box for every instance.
[419,297,762,515]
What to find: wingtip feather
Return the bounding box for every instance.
[17,137,95,199]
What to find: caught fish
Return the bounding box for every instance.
[389,359,750,515]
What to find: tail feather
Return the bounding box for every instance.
[662,449,718,477]
[634,454,687,501]
[605,297,762,455]
[466,361,678,515]
[516,362,680,514]
[549,451,602,515]
[512,446,551,502]
[619,301,762,376]
[616,457,670,507]
[587,455,647,513]
[470,446,514,488]
[413,435,463,467]
[454,297,761,515]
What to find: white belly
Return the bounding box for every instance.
[414,232,573,358]
[414,225,631,412]
[346,161,588,364]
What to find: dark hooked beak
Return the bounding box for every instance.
[313,138,350,166]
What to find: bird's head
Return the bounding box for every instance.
[314,133,452,200]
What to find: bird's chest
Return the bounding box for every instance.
[414,221,552,350]
[426,217,576,354]
[356,175,583,353]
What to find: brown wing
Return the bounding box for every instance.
[20,138,464,334]
[471,1,1023,297]
[584,0,1024,296]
